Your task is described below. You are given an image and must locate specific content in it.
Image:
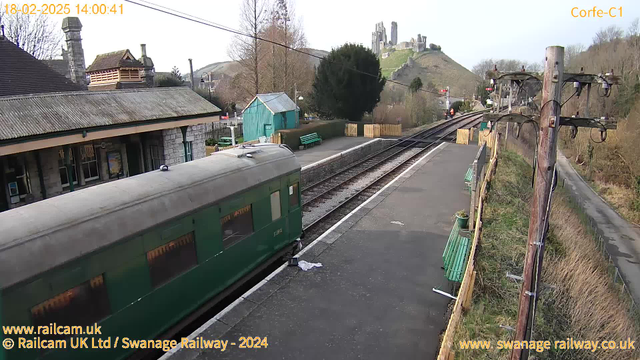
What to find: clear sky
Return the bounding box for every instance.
[28,0,639,74]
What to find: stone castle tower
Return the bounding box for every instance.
[390,22,397,46]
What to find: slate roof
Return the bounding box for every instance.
[244,92,297,114]
[86,49,144,72]
[0,87,221,141]
[42,59,71,78]
[0,37,83,97]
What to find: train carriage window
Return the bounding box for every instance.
[221,205,254,248]
[30,274,111,328]
[289,183,299,209]
[147,232,197,288]
[270,191,281,221]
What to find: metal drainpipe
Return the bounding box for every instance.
[35,151,47,199]
[180,126,189,162]
[64,145,74,192]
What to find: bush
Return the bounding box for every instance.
[205,138,217,146]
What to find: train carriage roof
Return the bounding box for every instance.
[0,144,299,290]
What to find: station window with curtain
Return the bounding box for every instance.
[80,145,99,181]
[30,274,111,328]
[289,183,299,210]
[5,155,31,203]
[221,205,254,248]
[147,232,198,288]
[270,191,281,221]
[150,145,164,170]
[58,148,78,187]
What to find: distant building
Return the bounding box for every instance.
[371,21,387,56]
[242,93,298,142]
[86,48,154,90]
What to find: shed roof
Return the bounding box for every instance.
[0,87,221,141]
[0,37,83,97]
[86,49,144,72]
[244,92,297,114]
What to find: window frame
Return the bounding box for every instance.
[6,155,31,203]
[288,182,299,210]
[146,231,198,288]
[80,144,100,182]
[185,141,193,162]
[270,191,282,221]
[220,204,254,249]
[58,148,78,188]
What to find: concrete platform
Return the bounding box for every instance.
[166,143,479,360]
[295,136,373,167]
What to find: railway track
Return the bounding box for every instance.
[301,112,484,240]
[149,112,485,359]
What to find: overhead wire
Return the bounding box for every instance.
[125,0,455,98]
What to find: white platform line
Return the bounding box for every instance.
[301,138,381,171]
[161,141,447,359]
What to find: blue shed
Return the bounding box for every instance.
[242,92,299,141]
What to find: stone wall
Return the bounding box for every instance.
[300,139,396,188]
[162,124,206,166]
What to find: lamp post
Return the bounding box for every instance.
[294,83,303,125]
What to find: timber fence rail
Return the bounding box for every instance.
[437,134,499,360]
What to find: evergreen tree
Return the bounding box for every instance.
[311,44,385,121]
[409,77,423,93]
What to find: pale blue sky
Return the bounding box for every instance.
[31,0,639,74]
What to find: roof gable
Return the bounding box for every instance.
[0,38,83,97]
[243,92,296,114]
[86,49,144,72]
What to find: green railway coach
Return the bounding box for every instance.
[0,144,302,360]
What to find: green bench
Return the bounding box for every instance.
[464,166,473,194]
[300,133,322,148]
[442,219,471,283]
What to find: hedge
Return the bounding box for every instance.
[277,120,346,149]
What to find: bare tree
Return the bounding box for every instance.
[593,25,624,46]
[0,5,62,59]
[228,0,267,99]
[628,18,639,38]
[564,43,585,70]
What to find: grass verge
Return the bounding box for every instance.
[453,150,639,360]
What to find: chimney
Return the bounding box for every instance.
[138,44,155,87]
[61,17,87,88]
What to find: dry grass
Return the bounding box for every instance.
[453,150,639,360]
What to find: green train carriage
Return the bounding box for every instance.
[0,144,302,360]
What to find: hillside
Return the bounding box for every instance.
[381,50,481,99]
[193,48,329,80]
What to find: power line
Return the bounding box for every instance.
[124,0,454,98]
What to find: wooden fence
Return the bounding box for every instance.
[437,135,500,360]
[345,123,358,137]
[363,124,402,138]
[364,124,381,138]
[477,129,495,149]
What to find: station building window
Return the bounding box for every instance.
[5,155,31,204]
[30,274,111,328]
[185,141,193,162]
[289,183,299,209]
[221,204,254,248]
[147,232,197,288]
[80,145,100,181]
[150,145,164,170]
[58,148,78,187]
[270,191,281,221]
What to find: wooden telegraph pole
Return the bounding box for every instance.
[510,46,564,360]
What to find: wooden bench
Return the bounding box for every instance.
[464,166,473,194]
[442,220,471,283]
[300,133,322,148]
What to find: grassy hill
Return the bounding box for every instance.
[380,49,414,77]
[381,50,481,99]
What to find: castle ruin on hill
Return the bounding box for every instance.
[371,21,426,57]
